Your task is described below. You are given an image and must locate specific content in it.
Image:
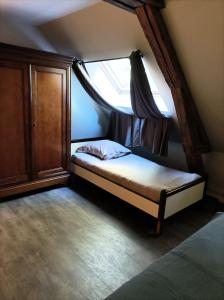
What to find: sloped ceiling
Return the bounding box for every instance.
[0,0,100,24]
[39,0,224,151]
[39,1,151,59]
[162,0,224,153]
[38,1,176,116]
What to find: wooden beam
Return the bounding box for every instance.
[104,0,136,13]
[135,5,210,174]
[141,1,166,9]
[104,0,165,13]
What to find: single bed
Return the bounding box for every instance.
[70,140,206,235]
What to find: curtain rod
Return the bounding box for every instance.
[84,56,130,64]
[83,51,143,64]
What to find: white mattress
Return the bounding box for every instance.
[71,142,201,202]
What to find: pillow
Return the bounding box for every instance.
[76,139,131,160]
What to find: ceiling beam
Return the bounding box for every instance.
[135,5,210,173]
[104,0,165,13]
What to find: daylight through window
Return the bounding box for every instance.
[85,58,168,113]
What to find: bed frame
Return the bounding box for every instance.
[70,139,206,235]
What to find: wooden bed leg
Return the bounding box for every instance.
[154,191,166,236]
[155,219,163,236]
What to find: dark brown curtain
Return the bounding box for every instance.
[129,50,170,155]
[107,112,140,147]
[130,50,162,118]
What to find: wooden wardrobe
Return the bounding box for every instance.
[0,43,73,198]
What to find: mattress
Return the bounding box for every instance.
[71,142,201,202]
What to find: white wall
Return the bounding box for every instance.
[71,70,109,140]
[0,15,54,51]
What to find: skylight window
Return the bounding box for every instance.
[85,58,168,113]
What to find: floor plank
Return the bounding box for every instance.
[0,181,223,300]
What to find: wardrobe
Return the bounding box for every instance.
[0,43,73,198]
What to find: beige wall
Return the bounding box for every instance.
[163,0,224,153]
[39,0,224,201]
[162,0,224,201]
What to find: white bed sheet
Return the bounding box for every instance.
[71,142,201,202]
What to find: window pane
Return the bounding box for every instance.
[153,93,169,112]
[85,58,169,113]
[85,60,131,108]
[103,59,131,91]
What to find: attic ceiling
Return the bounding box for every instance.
[0,0,100,24]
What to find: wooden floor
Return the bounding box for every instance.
[0,179,223,300]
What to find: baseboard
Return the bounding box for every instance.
[207,190,224,203]
[0,175,69,199]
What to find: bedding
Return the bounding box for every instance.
[71,140,205,235]
[71,142,201,203]
[76,139,131,160]
[105,213,224,300]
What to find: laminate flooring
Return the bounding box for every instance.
[0,179,223,300]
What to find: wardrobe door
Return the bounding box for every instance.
[31,65,69,179]
[0,61,31,187]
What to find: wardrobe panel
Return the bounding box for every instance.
[32,65,68,179]
[0,43,72,198]
[0,62,30,186]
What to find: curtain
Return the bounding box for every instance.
[72,55,170,156]
[108,112,141,147]
[129,50,170,155]
[130,50,162,118]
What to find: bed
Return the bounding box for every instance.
[105,212,224,300]
[70,140,206,235]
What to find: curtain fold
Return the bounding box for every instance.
[129,50,170,155]
[108,112,143,148]
[140,118,170,155]
[130,50,162,118]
